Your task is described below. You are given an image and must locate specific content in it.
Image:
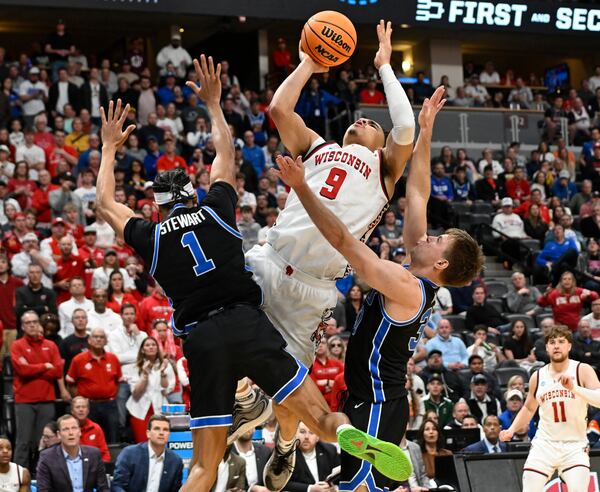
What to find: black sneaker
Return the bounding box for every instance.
[226,388,273,445]
[263,433,299,492]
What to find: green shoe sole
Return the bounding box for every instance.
[338,427,413,482]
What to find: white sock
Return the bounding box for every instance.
[336,424,354,435]
[277,432,296,452]
[236,384,257,409]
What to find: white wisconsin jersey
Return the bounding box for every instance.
[535,359,588,442]
[267,138,389,279]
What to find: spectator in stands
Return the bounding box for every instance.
[127,337,175,443]
[359,80,385,105]
[111,415,183,492]
[156,34,191,79]
[425,318,468,370]
[474,164,500,203]
[462,415,507,453]
[570,97,591,145]
[271,37,294,80]
[450,86,473,107]
[477,148,503,177]
[544,95,568,142]
[238,205,261,253]
[48,67,79,117]
[80,68,108,126]
[137,284,173,334]
[499,389,535,440]
[59,308,89,373]
[0,253,22,359]
[505,165,530,202]
[466,374,501,424]
[107,303,147,433]
[581,201,600,239]
[417,419,452,485]
[491,197,527,268]
[10,310,64,470]
[19,67,48,127]
[444,401,470,431]
[231,428,272,492]
[505,271,542,316]
[92,249,133,290]
[87,288,123,334]
[296,78,342,137]
[465,75,490,107]
[412,71,434,104]
[465,286,508,334]
[429,162,454,228]
[551,170,577,203]
[39,421,61,452]
[502,320,538,370]
[58,277,92,337]
[452,166,475,202]
[581,299,600,338]
[49,172,83,221]
[344,284,363,336]
[287,422,339,492]
[479,62,500,84]
[53,236,85,305]
[40,312,61,346]
[462,354,502,400]
[508,78,533,109]
[569,180,593,217]
[523,203,549,242]
[12,233,56,289]
[538,270,598,331]
[420,350,464,402]
[466,326,504,373]
[572,318,600,368]
[36,414,109,492]
[533,224,578,285]
[423,374,454,428]
[106,270,138,313]
[67,327,121,443]
[377,210,402,249]
[14,263,57,324]
[310,338,343,410]
[70,396,110,462]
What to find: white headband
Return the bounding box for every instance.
[154,182,195,205]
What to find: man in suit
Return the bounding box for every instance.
[211,448,246,492]
[462,415,507,454]
[36,413,109,492]
[48,67,80,116]
[111,414,183,492]
[80,67,109,126]
[232,428,272,492]
[287,422,340,492]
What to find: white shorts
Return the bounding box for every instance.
[524,438,590,478]
[245,243,338,368]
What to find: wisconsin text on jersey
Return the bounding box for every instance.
[313,149,374,180]
[160,209,207,234]
[539,388,576,403]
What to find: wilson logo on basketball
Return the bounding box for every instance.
[320,27,353,52]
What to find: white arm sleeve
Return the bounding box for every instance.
[571,385,600,406]
[378,64,415,145]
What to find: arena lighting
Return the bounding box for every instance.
[400,23,411,28]
[238,16,247,23]
[401,59,413,72]
[178,27,184,33]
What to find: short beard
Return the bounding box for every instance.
[550,352,568,363]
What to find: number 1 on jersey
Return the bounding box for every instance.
[552,401,567,422]
[320,168,348,200]
[181,231,215,277]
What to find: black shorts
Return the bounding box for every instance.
[339,394,409,491]
[183,304,308,429]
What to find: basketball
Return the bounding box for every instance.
[301,10,357,67]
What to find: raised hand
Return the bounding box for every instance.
[100,99,136,149]
[273,155,306,190]
[185,55,222,106]
[374,20,393,70]
[418,86,446,131]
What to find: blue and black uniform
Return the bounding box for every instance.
[124,181,308,429]
[339,275,438,491]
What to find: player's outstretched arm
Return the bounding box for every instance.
[274,154,422,304]
[499,372,539,441]
[376,20,416,184]
[560,363,600,405]
[403,87,446,252]
[186,55,235,189]
[268,46,323,158]
[96,99,136,239]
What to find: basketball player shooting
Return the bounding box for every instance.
[273,89,484,492]
[232,20,425,490]
[500,325,600,492]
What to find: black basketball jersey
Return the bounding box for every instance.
[124,181,262,336]
[345,274,438,403]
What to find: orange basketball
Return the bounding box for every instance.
[301,11,357,68]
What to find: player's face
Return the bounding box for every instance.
[410,234,452,270]
[343,118,385,151]
[547,336,571,362]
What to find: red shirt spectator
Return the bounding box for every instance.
[8,162,37,210]
[137,289,174,334]
[45,132,78,177]
[156,139,187,173]
[3,213,29,258]
[505,168,531,202]
[0,254,23,357]
[71,396,111,462]
[538,275,598,331]
[105,269,138,314]
[79,230,105,298]
[329,372,347,412]
[310,341,344,410]
[53,237,86,304]
[31,170,59,225]
[10,311,63,403]
[359,81,386,105]
[67,330,122,401]
[272,38,293,73]
[113,240,135,268]
[513,190,551,224]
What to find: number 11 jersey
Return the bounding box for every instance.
[268,138,390,280]
[535,359,588,442]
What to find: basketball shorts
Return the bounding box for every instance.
[183,304,308,430]
[245,243,338,368]
[339,394,410,491]
[523,438,590,479]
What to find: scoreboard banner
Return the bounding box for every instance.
[1,0,599,34]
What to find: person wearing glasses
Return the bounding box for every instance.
[10,310,63,470]
[66,327,122,444]
[39,421,60,451]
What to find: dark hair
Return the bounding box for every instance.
[417,418,445,453]
[509,319,533,353]
[462,414,478,423]
[468,354,484,364]
[107,269,124,299]
[544,324,572,344]
[483,415,500,426]
[136,336,164,375]
[153,168,194,209]
[147,414,170,431]
[120,303,136,315]
[473,324,487,334]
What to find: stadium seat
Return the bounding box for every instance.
[535,312,554,327]
[451,202,471,215]
[470,214,492,230]
[494,366,530,388]
[487,298,505,313]
[503,313,536,329]
[486,281,509,299]
[471,202,494,215]
[445,315,466,333]
[520,238,541,253]
[457,368,472,387]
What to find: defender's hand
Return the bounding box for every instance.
[374,20,393,70]
[273,155,306,190]
[186,55,222,106]
[100,99,136,150]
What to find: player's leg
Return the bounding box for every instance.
[181,427,228,492]
[561,466,591,492]
[226,378,272,445]
[522,470,550,492]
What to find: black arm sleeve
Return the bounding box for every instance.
[200,181,238,228]
[123,217,157,266]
